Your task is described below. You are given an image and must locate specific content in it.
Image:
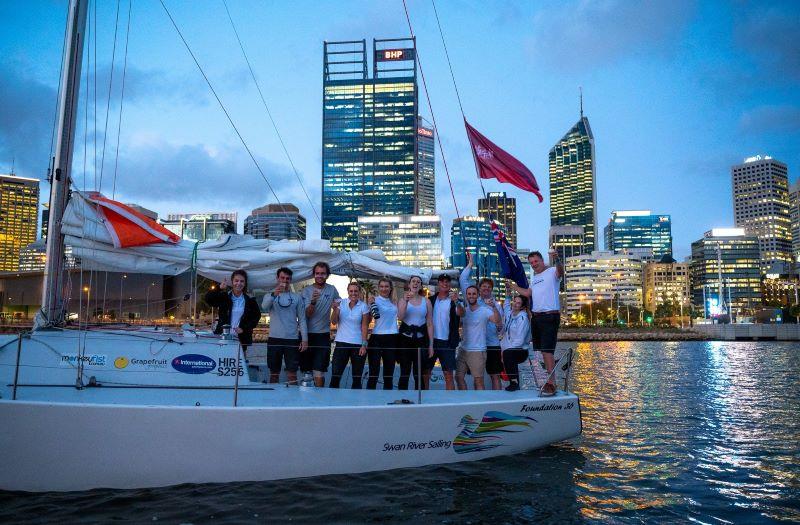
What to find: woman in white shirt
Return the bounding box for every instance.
[330,281,370,389]
[500,295,532,391]
[396,275,434,391]
[366,278,399,390]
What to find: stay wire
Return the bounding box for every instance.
[97,0,122,193]
[159,0,302,242]
[221,0,328,240]
[111,0,132,199]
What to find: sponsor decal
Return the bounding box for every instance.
[452,411,535,454]
[382,440,452,452]
[171,354,216,374]
[115,356,169,370]
[114,357,129,369]
[60,354,107,367]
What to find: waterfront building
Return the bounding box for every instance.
[604,210,672,261]
[451,216,499,290]
[564,251,644,315]
[549,108,597,254]
[18,240,77,272]
[690,228,761,319]
[161,214,236,242]
[166,212,237,224]
[357,215,443,269]
[0,173,39,272]
[643,255,690,318]
[763,261,800,307]
[244,203,307,241]
[416,117,436,216]
[790,179,799,262]
[732,155,792,270]
[478,192,517,248]
[323,38,431,250]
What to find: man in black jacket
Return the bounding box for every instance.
[205,270,262,352]
[427,274,464,390]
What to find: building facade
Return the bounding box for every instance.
[604,210,672,260]
[416,117,436,216]
[690,228,762,319]
[732,155,792,270]
[564,251,644,315]
[0,174,39,272]
[161,214,236,242]
[451,216,499,288]
[357,215,443,269]
[244,203,307,241]
[549,114,597,254]
[789,179,799,262]
[478,192,517,248]
[643,258,690,316]
[322,38,427,251]
[18,240,77,272]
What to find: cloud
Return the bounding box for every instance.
[527,0,696,69]
[738,105,800,135]
[734,4,800,80]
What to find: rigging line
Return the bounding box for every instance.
[400,0,461,221]
[93,0,98,190]
[47,1,70,174]
[430,0,465,118]
[158,0,302,241]
[111,0,132,199]
[97,0,122,193]
[221,0,328,239]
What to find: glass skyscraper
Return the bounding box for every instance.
[451,215,499,290]
[358,215,443,269]
[549,113,597,255]
[0,173,39,272]
[604,210,672,260]
[478,192,517,248]
[323,38,433,251]
[244,203,307,241]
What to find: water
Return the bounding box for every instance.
[2,341,798,523]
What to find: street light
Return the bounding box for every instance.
[119,274,127,322]
[83,286,90,323]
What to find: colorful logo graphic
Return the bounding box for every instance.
[114,357,129,369]
[453,411,536,454]
[171,354,216,374]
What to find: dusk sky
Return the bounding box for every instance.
[1,0,798,260]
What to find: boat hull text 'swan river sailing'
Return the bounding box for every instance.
[0,0,581,492]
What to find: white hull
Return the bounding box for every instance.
[0,330,581,492]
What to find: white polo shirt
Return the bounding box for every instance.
[530,266,560,313]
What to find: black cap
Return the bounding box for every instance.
[437,274,452,282]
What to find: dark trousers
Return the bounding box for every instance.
[330,342,366,389]
[367,333,397,390]
[397,334,427,390]
[502,348,529,383]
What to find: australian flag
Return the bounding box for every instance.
[491,221,528,288]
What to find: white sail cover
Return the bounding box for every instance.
[62,192,455,289]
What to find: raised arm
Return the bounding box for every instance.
[549,249,564,278]
[508,279,532,298]
[425,300,434,357]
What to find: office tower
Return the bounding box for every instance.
[690,228,761,319]
[41,203,49,240]
[166,212,237,224]
[160,214,236,242]
[357,215,443,269]
[0,174,39,271]
[549,105,597,254]
[244,203,307,241]
[322,38,424,251]
[789,179,799,262]
[451,215,499,290]
[564,250,644,315]
[732,155,792,270]
[549,225,585,262]
[416,117,436,215]
[604,210,672,260]
[643,255,691,319]
[478,192,517,248]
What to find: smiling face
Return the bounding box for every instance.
[479,281,493,299]
[529,254,545,273]
[408,276,422,293]
[466,287,479,306]
[512,296,524,312]
[313,264,329,286]
[347,284,361,302]
[378,280,392,298]
[231,274,246,296]
[277,270,292,289]
[437,278,451,295]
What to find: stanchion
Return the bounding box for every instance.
[12,332,22,400]
[417,346,422,404]
[233,343,242,407]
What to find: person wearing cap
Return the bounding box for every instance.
[509,249,563,396]
[427,273,464,390]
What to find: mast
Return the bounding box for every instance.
[39,0,88,328]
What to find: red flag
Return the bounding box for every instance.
[464,119,543,202]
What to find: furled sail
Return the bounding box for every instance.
[62,192,453,289]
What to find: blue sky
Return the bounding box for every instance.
[1,0,798,260]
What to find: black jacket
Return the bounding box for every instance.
[429,295,460,349]
[205,289,261,345]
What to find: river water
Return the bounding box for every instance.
[1,341,798,523]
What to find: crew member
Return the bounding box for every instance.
[330,281,370,389]
[302,262,340,387]
[261,267,308,385]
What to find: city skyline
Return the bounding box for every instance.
[1,1,798,260]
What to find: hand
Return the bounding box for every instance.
[466,251,474,265]
[449,290,459,302]
[404,290,413,301]
[367,294,375,305]
[272,283,284,296]
[234,327,243,335]
[219,278,230,290]
[311,288,321,301]
[359,345,367,357]
[299,340,308,352]
[332,298,341,309]
[484,297,496,308]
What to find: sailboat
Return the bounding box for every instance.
[0,0,581,492]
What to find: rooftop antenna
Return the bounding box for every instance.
[579,86,583,118]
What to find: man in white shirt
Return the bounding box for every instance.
[510,249,563,396]
[456,285,501,391]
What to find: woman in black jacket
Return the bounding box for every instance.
[205,270,262,350]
